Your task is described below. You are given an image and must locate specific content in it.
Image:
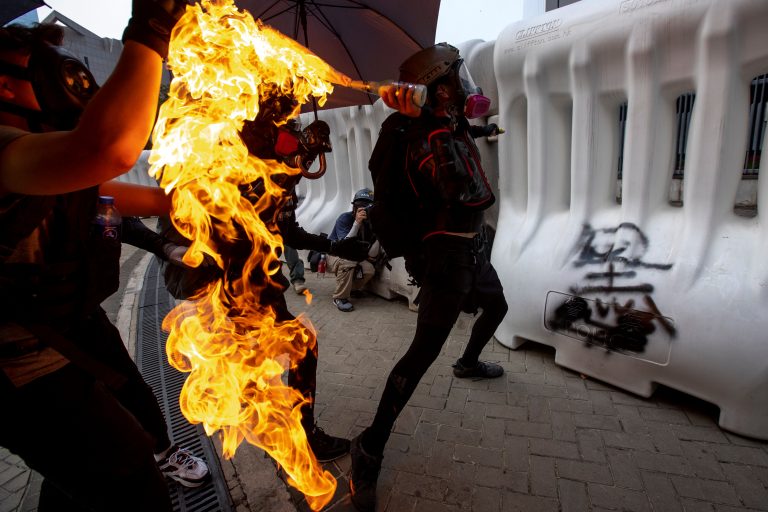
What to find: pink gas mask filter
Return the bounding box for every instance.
[464,94,490,119]
[456,62,490,119]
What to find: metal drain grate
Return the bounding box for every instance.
[137,258,233,512]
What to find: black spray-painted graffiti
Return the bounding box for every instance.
[547,223,677,354]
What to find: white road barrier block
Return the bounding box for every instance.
[492,0,768,440]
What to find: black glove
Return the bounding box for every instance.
[329,237,370,262]
[471,123,504,138]
[486,123,501,136]
[122,0,193,58]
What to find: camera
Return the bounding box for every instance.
[354,202,372,214]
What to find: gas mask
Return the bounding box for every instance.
[242,115,332,180]
[454,61,490,119]
[278,119,332,179]
[0,43,99,131]
[399,42,490,120]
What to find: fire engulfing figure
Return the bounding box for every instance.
[148,1,349,508]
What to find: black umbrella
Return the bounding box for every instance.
[236,0,440,110]
[1,0,45,26]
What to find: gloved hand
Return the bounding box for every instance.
[162,242,216,268]
[481,123,504,137]
[329,237,370,262]
[122,0,193,58]
[162,242,188,266]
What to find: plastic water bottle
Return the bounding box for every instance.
[317,254,327,277]
[352,80,427,108]
[91,195,122,242]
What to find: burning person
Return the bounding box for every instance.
[161,87,370,463]
[149,4,370,506]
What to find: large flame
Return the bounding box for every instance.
[148,1,343,508]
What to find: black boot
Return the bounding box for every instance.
[349,433,382,512]
[306,425,350,462]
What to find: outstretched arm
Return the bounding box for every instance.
[0,1,191,195]
[99,181,171,217]
[0,43,163,195]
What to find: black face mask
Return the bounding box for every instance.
[0,43,99,131]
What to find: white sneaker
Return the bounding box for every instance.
[156,445,209,488]
[293,281,308,294]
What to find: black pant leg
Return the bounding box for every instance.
[0,365,172,512]
[364,322,452,456]
[71,309,171,453]
[461,257,508,365]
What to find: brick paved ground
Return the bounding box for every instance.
[250,266,768,512]
[4,255,768,512]
[0,448,38,512]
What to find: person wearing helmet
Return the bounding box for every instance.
[349,43,508,511]
[327,188,380,312]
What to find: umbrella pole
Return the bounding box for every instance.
[294,0,320,121]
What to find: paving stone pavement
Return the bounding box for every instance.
[3,252,768,512]
[263,267,768,512]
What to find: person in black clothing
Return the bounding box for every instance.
[161,92,370,462]
[0,2,197,510]
[349,43,509,511]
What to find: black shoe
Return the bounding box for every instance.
[349,433,382,512]
[307,426,350,462]
[350,289,366,298]
[452,359,504,379]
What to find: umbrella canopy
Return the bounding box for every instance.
[236,0,440,110]
[1,0,45,26]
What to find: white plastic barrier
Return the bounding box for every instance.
[296,103,423,304]
[493,0,768,440]
[296,103,390,234]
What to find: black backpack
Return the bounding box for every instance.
[367,114,423,259]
